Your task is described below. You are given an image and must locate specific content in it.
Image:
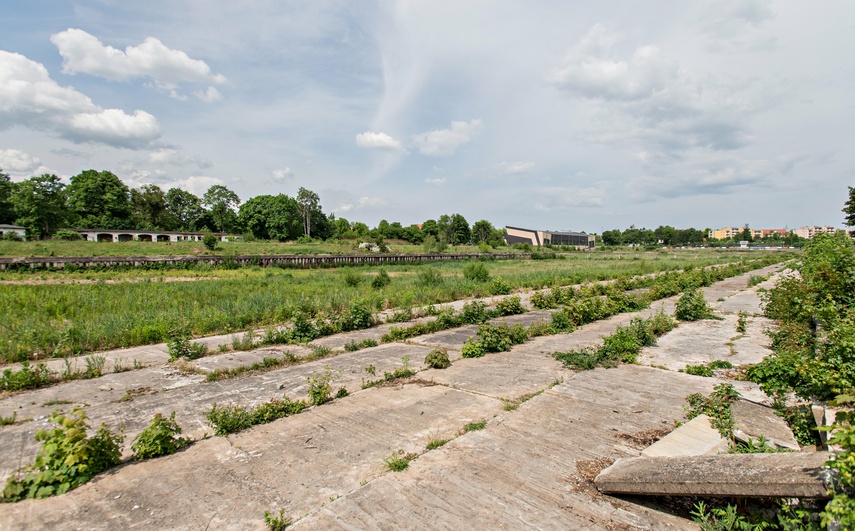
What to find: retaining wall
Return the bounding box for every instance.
[0,253,523,271]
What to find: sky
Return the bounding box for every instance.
[0,1,853,233]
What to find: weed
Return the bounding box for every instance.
[342,269,363,287]
[131,412,191,459]
[167,334,208,361]
[495,295,524,316]
[1,408,123,502]
[462,262,490,282]
[729,435,786,454]
[364,364,376,376]
[371,269,391,289]
[206,397,308,436]
[264,508,292,530]
[205,354,297,382]
[335,387,348,399]
[361,357,416,388]
[490,277,511,295]
[231,330,257,351]
[685,383,740,438]
[424,349,450,369]
[0,412,16,426]
[501,391,543,411]
[1,362,55,392]
[691,501,761,531]
[426,438,449,450]
[417,267,443,287]
[464,420,487,432]
[384,450,416,472]
[344,338,379,352]
[307,366,339,406]
[675,289,720,321]
[736,311,749,333]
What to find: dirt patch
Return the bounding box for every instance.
[617,427,671,450]
[570,456,615,495]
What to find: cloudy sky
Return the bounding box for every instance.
[1,1,852,233]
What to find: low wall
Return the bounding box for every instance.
[0,252,522,271]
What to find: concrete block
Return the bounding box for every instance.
[595,452,832,498]
[732,399,800,451]
[641,414,729,457]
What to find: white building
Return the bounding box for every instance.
[0,224,27,240]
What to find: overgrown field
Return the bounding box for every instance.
[0,251,787,363]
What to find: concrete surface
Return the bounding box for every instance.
[641,415,730,457]
[733,399,800,451]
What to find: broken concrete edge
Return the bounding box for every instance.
[641,415,730,458]
[594,453,834,499]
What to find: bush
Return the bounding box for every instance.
[54,230,82,241]
[675,289,718,321]
[461,340,486,358]
[167,333,208,361]
[202,234,218,250]
[307,366,338,406]
[338,303,372,332]
[372,269,391,289]
[463,262,490,282]
[460,301,491,324]
[343,270,363,287]
[490,277,511,295]
[131,412,191,459]
[495,296,524,316]
[1,408,123,502]
[3,231,23,241]
[417,267,443,287]
[425,349,451,369]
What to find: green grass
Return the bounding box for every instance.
[464,420,487,432]
[0,252,786,363]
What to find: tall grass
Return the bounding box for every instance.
[0,252,786,363]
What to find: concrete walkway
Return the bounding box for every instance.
[0,264,785,529]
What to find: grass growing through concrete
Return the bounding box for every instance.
[463,420,487,432]
[206,397,309,436]
[0,252,780,363]
[205,354,299,382]
[361,357,417,389]
[384,451,417,472]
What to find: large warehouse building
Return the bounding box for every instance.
[504,226,595,249]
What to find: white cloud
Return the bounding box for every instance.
[51,29,226,89]
[0,148,42,173]
[271,167,294,181]
[494,161,535,175]
[355,131,403,150]
[697,0,776,52]
[424,177,446,185]
[167,175,224,196]
[412,118,482,156]
[0,51,162,148]
[334,196,387,213]
[548,24,677,101]
[194,86,223,103]
[533,186,605,211]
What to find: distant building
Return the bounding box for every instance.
[793,226,837,239]
[0,224,27,240]
[710,227,742,240]
[65,228,236,243]
[504,226,595,249]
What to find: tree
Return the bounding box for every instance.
[471,220,495,244]
[131,184,173,230]
[296,187,320,237]
[421,219,439,237]
[0,169,14,224]
[12,174,68,238]
[601,229,622,246]
[238,194,301,241]
[844,186,855,227]
[66,170,132,229]
[202,185,240,233]
[739,225,753,242]
[165,188,204,231]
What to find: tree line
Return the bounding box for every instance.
[601,225,806,247]
[0,169,507,246]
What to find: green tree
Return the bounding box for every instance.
[421,219,439,237]
[739,225,753,242]
[12,174,68,238]
[238,194,301,241]
[131,184,173,230]
[202,185,240,233]
[296,187,320,237]
[66,170,132,229]
[0,169,14,224]
[601,229,622,246]
[471,219,495,243]
[844,186,855,227]
[165,188,204,230]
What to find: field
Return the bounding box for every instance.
[0,248,786,363]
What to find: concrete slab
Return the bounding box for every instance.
[733,399,800,451]
[641,415,730,457]
[595,452,832,498]
[409,324,479,349]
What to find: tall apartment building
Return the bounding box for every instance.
[793,226,837,239]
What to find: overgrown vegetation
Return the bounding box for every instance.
[131,412,191,459]
[683,360,733,377]
[264,508,292,530]
[675,288,720,321]
[684,383,740,438]
[1,408,123,502]
[206,397,308,436]
[424,349,451,369]
[361,357,416,388]
[384,451,417,472]
[205,354,298,382]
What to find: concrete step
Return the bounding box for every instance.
[733,399,800,450]
[595,452,832,498]
[641,414,729,457]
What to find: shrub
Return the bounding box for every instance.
[342,270,363,287]
[264,508,292,531]
[1,408,123,502]
[530,290,558,310]
[675,289,718,321]
[167,334,208,361]
[490,277,511,295]
[202,234,218,250]
[1,361,55,392]
[338,303,372,332]
[461,340,486,358]
[206,397,308,436]
[495,296,524,316]
[131,412,191,459]
[460,301,491,324]
[549,310,575,333]
[425,349,451,369]
[54,230,82,241]
[417,267,443,287]
[462,262,490,282]
[307,366,338,406]
[372,269,391,289]
[685,383,740,438]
